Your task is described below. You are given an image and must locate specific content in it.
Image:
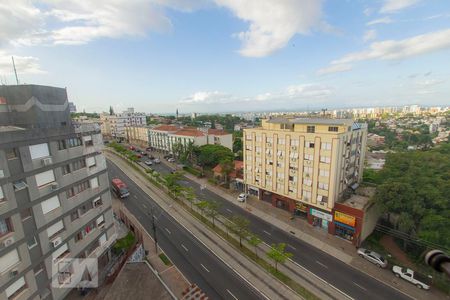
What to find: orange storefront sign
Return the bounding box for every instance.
[334,211,356,227]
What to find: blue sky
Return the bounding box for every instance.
[0,0,449,114]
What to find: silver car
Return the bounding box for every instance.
[357,248,388,268]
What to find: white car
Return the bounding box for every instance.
[153,158,161,164]
[357,248,388,268]
[237,193,248,202]
[144,160,153,166]
[168,158,176,163]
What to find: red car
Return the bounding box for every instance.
[129,146,135,151]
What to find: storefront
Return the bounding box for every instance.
[309,208,333,231]
[247,185,259,197]
[333,210,357,243]
[294,202,308,218]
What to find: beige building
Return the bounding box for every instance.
[244,118,367,236]
[125,125,151,147]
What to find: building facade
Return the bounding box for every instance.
[125,126,151,147]
[100,109,146,139]
[0,85,115,300]
[244,118,367,238]
[148,125,233,152]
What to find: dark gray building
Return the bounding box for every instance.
[0,85,115,300]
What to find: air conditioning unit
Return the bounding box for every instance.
[2,236,15,248]
[51,237,62,248]
[41,157,53,166]
[9,269,18,277]
[50,183,59,190]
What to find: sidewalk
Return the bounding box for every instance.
[178,169,447,300]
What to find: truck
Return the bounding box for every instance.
[111,178,130,198]
[392,266,431,290]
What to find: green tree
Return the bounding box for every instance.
[219,159,234,184]
[266,243,293,271]
[205,200,221,227]
[228,215,250,247]
[195,201,209,220]
[109,106,114,115]
[194,144,234,169]
[233,138,242,153]
[249,234,262,257]
[183,187,196,210]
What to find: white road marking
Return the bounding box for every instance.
[133,195,138,199]
[226,208,233,213]
[181,244,189,252]
[165,228,171,234]
[200,264,210,273]
[287,244,296,250]
[263,230,271,236]
[315,260,328,269]
[142,204,147,209]
[153,215,158,220]
[226,289,239,300]
[353,282,367,291]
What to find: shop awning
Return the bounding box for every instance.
[335,221,355,231]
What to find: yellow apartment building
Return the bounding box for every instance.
[244,117,367,232]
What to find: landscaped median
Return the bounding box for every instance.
[105,144,326,300]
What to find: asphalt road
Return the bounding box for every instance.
[107,160,265,300]
[143,155,412,300]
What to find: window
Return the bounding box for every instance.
[319,169,329,177]
[86,156,96,168]
[70,210,80,222]
[320,156,331,163]
[96,215,105,227]
[0,249,20,273]
[20,208,32,221]
[75,231,83,242]
[6,148,18,160]
[35,170,55,188]
[321,142,332,150]
[99,233,107,245]
[0,217,13,236]
[58,140,67,150]
[67,137,83,148]
[304,179,312,186]
[47,220,64,238]
[5,277,27,299]
[90,177,99,189]
[318,182,329,190]
[0,185,4,201]
[27,236,38,249]
[303,166,313,175]
[93,197,103,207]
[290,139,299,146]
[278,138,285,145]
[303,191,311,200]
[13,180,27,191]
[62,164,71,175]
[305,142,314,148]
[83,135,94,147]
[52,243,70,262]
[328,126,339,132]
[41,196,61,214]
[304,154,314,161]
[29,143,49,160]
[307,126,315,133]
[72,159,86,172]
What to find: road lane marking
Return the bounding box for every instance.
[142,204,147,209]
[200,264,210,273]
[181,244,189,252]
[226,289,239,300]
[165,228,171,234]
[133,195,137,199]
[263,230,271,236]
[287,244,296,250]
[315,260,328,269]
[226,208,233,213]
[353,282,367,291]
[153,215,158,220]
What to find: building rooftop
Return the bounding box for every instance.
[104,262,173,300]
[207,129,230,136]
[153,125,179,132]
[173,129,205,137]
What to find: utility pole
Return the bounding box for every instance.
[12,57,19,85]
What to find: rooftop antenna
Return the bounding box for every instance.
[12,56,19,85]
[321,108,328,117]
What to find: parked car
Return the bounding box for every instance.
[357,248,388,268]
[149,155,155,160]
[168,158,176,163]
[153,158,161,164]
[392,266,431,290]
[146,147,152,151]
[144,160,153,166]
[237,193,247,202]
[141,151,147,156]
[129,146,135,151]
[136,154,142,159]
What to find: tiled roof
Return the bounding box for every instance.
[213,160,244,179]
[208,129,229,135]
[173,129,205,137]
[153,125,179,132]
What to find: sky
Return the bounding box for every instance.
[0,0,449,114]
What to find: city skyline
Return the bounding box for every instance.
[1,0,450,113]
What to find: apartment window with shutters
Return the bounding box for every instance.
[319,169,330,177]
[58,140,67,150]
[321,142,332,150]
[35,170,56,188]
[0,185,4,202]
[328,126,339,132]
[93,197,103,208]
[83,135,94,147]
[0,217,13,237]
[62,164,71,175]
[303,191,311,201]
[86,156,96,168]
[320,156,331,163]
[5,277,28,300]
[20,208,32,221]
[306,126,315,133]
[67,137,82,148]
[72,159,86,172]
[278,138,285,145]
[70,210,80,222]
[29,143,50,160]
[318,182,329,190]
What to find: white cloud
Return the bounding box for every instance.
[363,7,374,17]
[0,0,44,46]
[380,0,420,14]
[363,29,377,42]
[180,83,332,106]
[0,51,45,75]
[317,64,352,75]
[215,0,323,57]
[366,17,393,26]
[331,28,450,65]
